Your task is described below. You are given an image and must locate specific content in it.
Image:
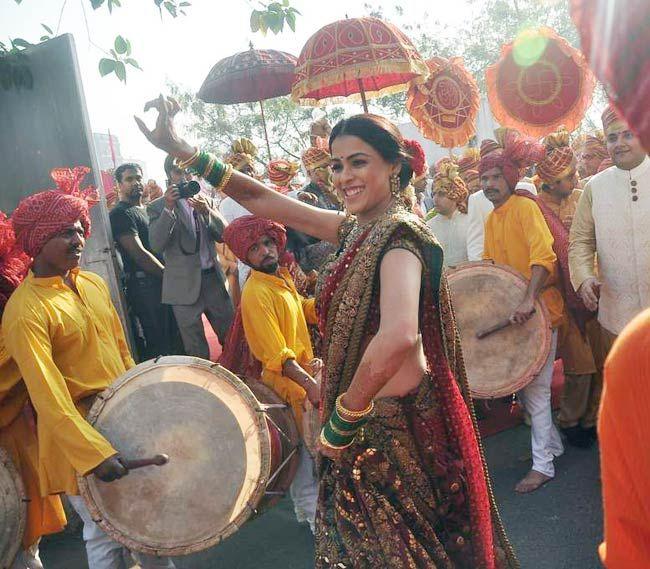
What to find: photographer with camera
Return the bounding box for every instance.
[110,162,181,361]
[148,157,233,359]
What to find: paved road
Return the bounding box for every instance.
[41,424,602,569]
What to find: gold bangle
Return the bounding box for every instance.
[319,429,354,451]
[336,393,374,420]
[202,156,216,179]
[177,148,200,170]
[216,164,234,192]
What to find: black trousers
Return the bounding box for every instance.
[126,276,184,361]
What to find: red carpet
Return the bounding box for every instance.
[478,360,565,438]
[204,315,223,361]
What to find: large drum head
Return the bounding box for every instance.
[78,357,271,556]
[447,262,552,398]
[0,447,26,568]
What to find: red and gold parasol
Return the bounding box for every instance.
[406,57,480,148]
[570,0,650,151]
[292,17,428,112]
[486,27,595,138]
[198,47,297,158]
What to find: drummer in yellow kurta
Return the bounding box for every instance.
[222,215,320,533]
[2,187,176,569]
[479,130,565,494]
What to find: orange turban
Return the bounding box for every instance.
[601,105,625,133]
[302,145,331,171]
[433,159,469,213]
[583,131,609,161]
[458,148,480,174]
[222,215,287,263]
[268,159,299,187]
[224,138,258,172]
[598,157,614,172]
[11,167,97,258]
[537,127,577,183]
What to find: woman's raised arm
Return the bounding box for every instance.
[135,95,344,244]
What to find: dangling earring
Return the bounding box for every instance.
[390,174,400,197]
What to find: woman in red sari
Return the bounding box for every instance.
[136,97,518,569]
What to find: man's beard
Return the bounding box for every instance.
[256,261,279,274]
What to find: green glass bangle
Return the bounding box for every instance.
[330,409,366,433]
[205,160,227,188]
[322,421,356,447]
[190,151,211,176]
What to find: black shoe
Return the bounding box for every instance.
[561,425,595,448]
[583,426,598,443]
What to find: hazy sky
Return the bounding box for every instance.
[1,0,473,181]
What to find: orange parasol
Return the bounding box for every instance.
[486,27,595,138]
[406,57,480,148]
[292,17,428,112]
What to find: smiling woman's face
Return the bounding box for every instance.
[330,135,399,217]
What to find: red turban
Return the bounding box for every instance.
[403,139,427,180]
[11,167,97,258]
[479,129,546,190]
[222,215,287,263]
[0,211,30,312]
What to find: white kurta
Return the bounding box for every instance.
[427,210,470,268]
[570,156,650,335]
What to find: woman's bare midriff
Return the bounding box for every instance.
[369,334,427,399]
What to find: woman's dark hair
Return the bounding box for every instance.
[329,114,414,190]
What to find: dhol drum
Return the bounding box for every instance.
[77,356,300,556]
[0,447,25,569]
[447,262,552,399]
[301,359,322,458]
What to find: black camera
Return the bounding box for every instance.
[177,180,201,200]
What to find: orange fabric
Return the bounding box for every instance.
[406,56,480,148]
[599,309,650,568]
[0,345,66,548]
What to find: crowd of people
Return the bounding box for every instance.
[0,90,648,569]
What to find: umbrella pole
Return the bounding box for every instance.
[259,100,272,160]
[357,79,369,113]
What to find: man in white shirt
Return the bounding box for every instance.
[569,105,650,380]
[426,159,470,268]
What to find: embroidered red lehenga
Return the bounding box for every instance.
[314,204,518,568]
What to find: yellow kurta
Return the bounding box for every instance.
[483,194,565,327]
[240,267,317,424]
[1,269,135,496]
[0,344,66,547]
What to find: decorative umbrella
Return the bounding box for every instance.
[406,57,480,149]
[486,27,595,138]
[292,17,428,112]
[570,0,650,151]
[198,46,298,159]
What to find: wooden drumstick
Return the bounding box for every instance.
[476,308,537,339]
[121,454,169,470]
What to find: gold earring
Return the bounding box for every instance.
[390,174,400,197]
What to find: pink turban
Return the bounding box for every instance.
[222,215,287,262]
[11,167,97,258]
[479,130,546,190]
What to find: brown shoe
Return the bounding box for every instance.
[514,470,553,494]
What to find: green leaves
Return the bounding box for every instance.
[114,35,130,55]
[99,36,140,82]
[250,2,301,36]
[91,0,121,12]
